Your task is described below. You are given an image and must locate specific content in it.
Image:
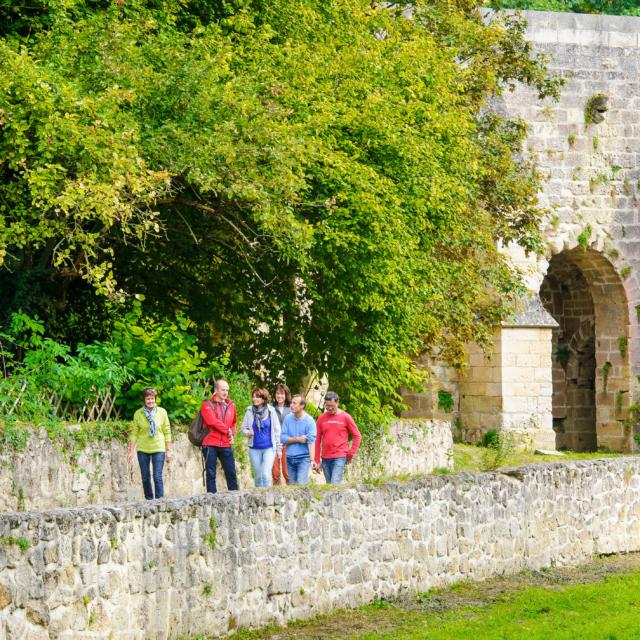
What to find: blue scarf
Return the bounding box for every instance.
[252,404,269,432]
[143,406,157,437]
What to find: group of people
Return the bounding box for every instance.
[127,380,362,500]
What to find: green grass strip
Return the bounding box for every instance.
[364,572,640,639]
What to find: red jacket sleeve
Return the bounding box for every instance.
[345,413,362,460]
[201,400,228,434]
[228,404,237,435]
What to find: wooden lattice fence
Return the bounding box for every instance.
[48,387,122,422]
[1,383,122,422]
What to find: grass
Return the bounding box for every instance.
[203,516,218,550]
[362,572,640,639]
[208,554,640,640]
[452,443,624,473]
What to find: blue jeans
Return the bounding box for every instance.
[137,451,165,500]
[249,448,276,488]
[322,457,347,484]
[287,454,311,484]
[203,446,238,494]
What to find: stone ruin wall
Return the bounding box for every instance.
[406,11,640,453]
[459,326,556,449]
[503,10,640,451]
[0,421,453,512]
[1,457,640,639]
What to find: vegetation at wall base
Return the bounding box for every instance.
[452,442,625,472]
[0,0,563,439]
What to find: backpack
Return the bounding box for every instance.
[189,400,217,488]
[188,404,211,446]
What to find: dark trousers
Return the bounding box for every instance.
[203,446,238,493]
[137,451,165,500]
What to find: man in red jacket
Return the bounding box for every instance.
[200,379,238,493]
[313,391,362,484]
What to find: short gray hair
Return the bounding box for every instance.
[324,391,339,402]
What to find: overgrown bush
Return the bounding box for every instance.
[109,301,214,422]
[479,429,500,449]
[479,430,515,471]
[0,306,248,427]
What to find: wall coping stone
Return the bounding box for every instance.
[0,455,635,523]
[520,9,640,34]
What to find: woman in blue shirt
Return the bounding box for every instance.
[241,387,282,488]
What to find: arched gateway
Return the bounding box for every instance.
[541,248,631,451]
[403,11,640,453]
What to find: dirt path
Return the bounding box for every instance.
[228,552,640,639]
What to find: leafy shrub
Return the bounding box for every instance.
[304,402,321,420]
[479,430,516,471]
[489,0,640,16]
[0,306,247,427]
[0,416,30,450]
[109,301,214,422]
[437,390,454,413]
[479,429,500,449]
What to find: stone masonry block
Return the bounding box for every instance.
[501,369,537,385]
[516,354,544,368]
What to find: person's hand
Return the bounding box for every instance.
[299,435,307,444]
[277,451,282,460]
[127,449,134,465]
[166,450,172,463]
[346,456,352,465]
[312,462,321,473]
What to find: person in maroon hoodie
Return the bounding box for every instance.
[200,379,238,493]
[313,391,362,484]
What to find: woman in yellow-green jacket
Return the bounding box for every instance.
[127,387,172,500]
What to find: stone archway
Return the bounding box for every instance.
[540,248,631,452]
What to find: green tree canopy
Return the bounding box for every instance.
[0,0,561,429]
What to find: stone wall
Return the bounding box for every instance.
[459,324,556,449]
[498,10,640,450]
[400,353,460,423]
[429,10,640,452]
[502,10,640,295]
[1,457,640,639]
[0,420,453,512]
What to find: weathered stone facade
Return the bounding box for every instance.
[502,10,640,453]
[460,322,556,449]
[408,11,640,453]
[1,457,639,638]
[0,420,453,512]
